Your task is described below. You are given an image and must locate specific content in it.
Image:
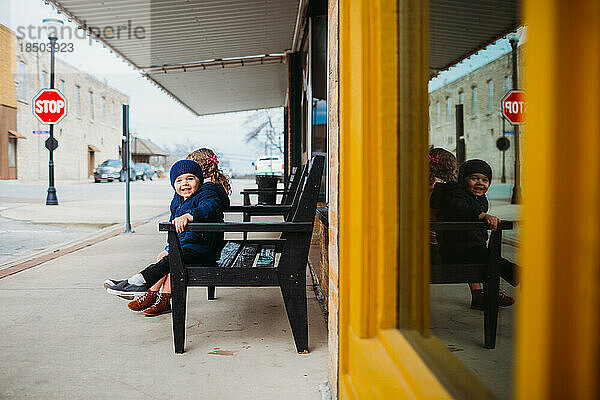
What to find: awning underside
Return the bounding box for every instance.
[148,62,288,116]
[48,0,520,116]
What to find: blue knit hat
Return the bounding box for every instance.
[170,159,203,187]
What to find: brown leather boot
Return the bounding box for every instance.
[470,289,485,310]
[127,290,158,312]
[498,289,515,307]
[471,289,515,310]
[143,293,171,316]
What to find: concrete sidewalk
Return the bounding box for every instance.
[0,216,328,399]
[0,178,329,399]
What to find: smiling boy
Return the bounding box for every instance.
[105,159,230,298]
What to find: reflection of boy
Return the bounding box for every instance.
[106,159,230,297]
[431,159,516,310]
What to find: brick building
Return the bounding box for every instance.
[428,45,524,182]
[0,24,128,181]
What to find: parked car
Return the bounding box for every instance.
[136,163,158,180]
[133,163,145,180]
[94,159,136,182]
[253,156,284,177]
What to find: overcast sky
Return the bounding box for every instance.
[1,0,518,173]
[1,0,282,173]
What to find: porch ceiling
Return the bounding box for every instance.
[48,0,519,115]
[48,0,299,115]
[430,0,521,72]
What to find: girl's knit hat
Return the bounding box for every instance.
[170,159,203,188]
[458,159,493,183]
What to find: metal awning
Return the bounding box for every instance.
[430,0,520,72]
[8,130,26,139]
[48,0,519,115]
[48,0,300,116]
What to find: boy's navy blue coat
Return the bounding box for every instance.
[167,182,230,262]
[430,182,489,261]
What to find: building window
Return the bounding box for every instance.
[111,101,115,117]
[101,97,106,121]
[8,138,16,167]
[446,97,451,121]
[17,62,26,100]
[59,79,65,93]
[471,86,477,115]
[436,102,440,122]
[505,75,512,92]
[40,71,48,89]
[75,86,81,115]
[487,80,494,113]
[89,91,94,120]
[458,90,464,105]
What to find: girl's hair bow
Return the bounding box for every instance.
[206,155,219,165]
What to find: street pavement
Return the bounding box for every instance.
[0,178,266,268]
[0,177,328,399]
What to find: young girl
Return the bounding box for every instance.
[107,150,231,316]
[429,148,457,249]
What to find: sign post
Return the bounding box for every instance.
[32,87,67,206]
[501,89,526,204]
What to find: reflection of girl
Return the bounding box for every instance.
[429,148,458,247]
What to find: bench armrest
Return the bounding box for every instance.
[159,221,313,233]
[224,205,292,215]
[430,221,513,231]
[240,189,287,194]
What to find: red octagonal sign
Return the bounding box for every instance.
[501,90,526,125]
[32,89,68,124]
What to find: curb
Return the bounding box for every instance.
[0,221,146,280]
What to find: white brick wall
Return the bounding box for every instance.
[429,48,524,183]
[14,38,128,181]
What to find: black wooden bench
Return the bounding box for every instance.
[240,166,302,206]
[159,155,325,354]
[430,220,514,349]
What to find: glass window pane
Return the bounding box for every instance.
[89,91,94,120]
[426,33,521,400]
[8,139,16,167]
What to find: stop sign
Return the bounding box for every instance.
[32,89,68,124]
[501,90,526,125]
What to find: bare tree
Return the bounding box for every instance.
[244,109,284,155]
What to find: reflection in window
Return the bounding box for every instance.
[472,86,477,114]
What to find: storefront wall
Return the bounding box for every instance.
[332,0,599,398]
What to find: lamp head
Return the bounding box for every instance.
[508,32,520,45]
[42,18,64,40]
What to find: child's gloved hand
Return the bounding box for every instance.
[173,213,194,233]
[478,212,500,231]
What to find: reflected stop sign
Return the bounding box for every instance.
[501,90,526,125]
[32,89,68,124]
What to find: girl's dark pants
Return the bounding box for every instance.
[140,248,209,287]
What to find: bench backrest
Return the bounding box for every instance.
[289,155,325,223]
[282,166,301,205]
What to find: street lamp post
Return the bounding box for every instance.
[43,18,63,206]
[509,32,521,204]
